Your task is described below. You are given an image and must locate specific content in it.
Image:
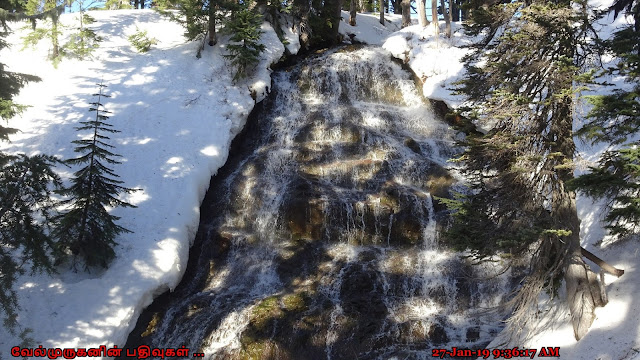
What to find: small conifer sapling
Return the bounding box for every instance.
[223,2,265,81]
[54,83,136,270]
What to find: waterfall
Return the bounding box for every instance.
[122,46,512,360]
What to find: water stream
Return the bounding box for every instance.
[122,46,512,360]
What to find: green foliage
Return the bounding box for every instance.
[53,83,137,269]
[439,0,601,338]
[128,27,157,52]
[0,4,58,338]
[307,0,343,46]
[0,153,61,333]
[446,0,596,258]
[21,26,48,49]
[21,0,66,66]
[64,12,102,59]
[0,56,41,140]
[21,1,102,64]
[223,2,265,81]
[569,145,640,238]
[1,6,41,160]
[155,0,212,40]
[66,27,103,59]
[571,0,640,240]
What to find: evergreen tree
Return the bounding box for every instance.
[223,2,265,81]
[569,0,639,239]
[23,0,65,65]
[54,83,136,270]
[65,5,102,59]
[1,16,41,140]
[156,0,214,41]
[307,0,344,46]
[1,9,60,335]
[0,153,61,332]
[442,0,606,340]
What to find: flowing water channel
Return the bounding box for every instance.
[122,46,512,359]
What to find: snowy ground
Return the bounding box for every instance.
[1,6,638,360]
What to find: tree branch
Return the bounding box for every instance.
[581,246,624,277]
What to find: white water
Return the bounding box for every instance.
[129,46,511,359]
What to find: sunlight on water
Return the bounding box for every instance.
[133,46,512,359]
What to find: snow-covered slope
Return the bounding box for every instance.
[0,9,288,356]
[382,13,640,360]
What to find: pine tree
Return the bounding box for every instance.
[65,6,102,60]
[1,16,41,140]
[223,2,265,81]
[1,153,61,332]
[442,0,606,340]
[569,0,639,239]
[156,0,214,41]
[1,8,60,335]
[54,83,136,270]
[23,0,65,65]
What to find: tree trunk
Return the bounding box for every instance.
[555,176,602,340]
[566,249,604,340]
[379,0,385,25]
[331,0,346,43]
[51,10,59,59]
[401,0,411,27]
[551,94,604,340]
[393,0,401,14]
[441,0,451,37]
[431,0,439,36]
[208,3,217,46]
[295,0,311,48]
[349,0,357,25]
[452,0,459,21]
[418,0,429,27]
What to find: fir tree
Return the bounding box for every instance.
[569,0,640,239]
[0,16,41,140]
[23,0,65,65]
[65,8,103,60]
[223,2,265,81]
[54,83,137,270]
[156,0,214,41]
[0,153,61,332]
[1,9,60,335]
[442,0,607,340]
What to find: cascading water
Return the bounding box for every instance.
[122,46,513,359]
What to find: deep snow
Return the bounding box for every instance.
[0,6,638,360]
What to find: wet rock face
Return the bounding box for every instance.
[121,46,510,360]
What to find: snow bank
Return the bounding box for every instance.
[383,21,475,107]
[338,10,403,45]
[0,9,288,357]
